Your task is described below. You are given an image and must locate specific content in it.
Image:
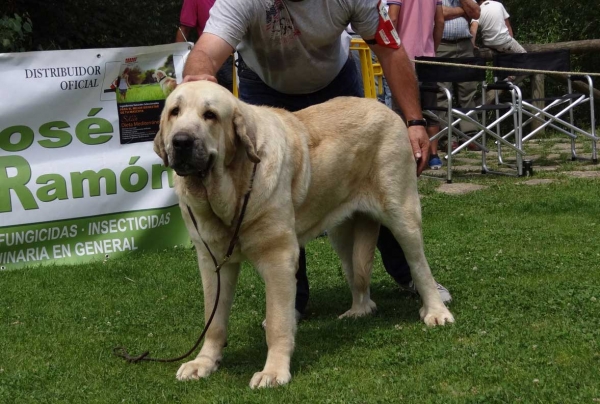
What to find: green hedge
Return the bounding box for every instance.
[504,0,600,73]
[2,0,183,50]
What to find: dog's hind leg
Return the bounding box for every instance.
[176,257,240,381]
[329,214,379,319]
[379,193,454,326]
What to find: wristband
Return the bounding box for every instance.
[407,119,427,127]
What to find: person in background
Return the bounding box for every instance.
[436,0,481,150]
[470,0,526,54]
[175,0,233,92]
[181,0,452,322]
[118,69,131,101]
[387,0,445,170]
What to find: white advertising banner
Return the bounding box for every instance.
[0,43,193,269]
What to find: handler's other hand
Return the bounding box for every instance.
[183,74,218,84]
[407,125,430,176]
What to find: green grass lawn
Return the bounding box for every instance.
[117,84,165,103]
[1,176,600,403]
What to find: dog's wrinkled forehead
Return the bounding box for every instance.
[167,81,233,113]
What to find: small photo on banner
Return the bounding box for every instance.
[115,53,182,144]
[100,61,121,100]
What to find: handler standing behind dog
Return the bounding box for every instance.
[182,0,451,317]
[175,0,233,92]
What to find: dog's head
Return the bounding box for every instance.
[153,70,166,82]
[153,80,260,177]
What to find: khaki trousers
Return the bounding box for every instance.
[435,39,479,134]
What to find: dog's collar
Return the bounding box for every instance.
[158,75,167,82]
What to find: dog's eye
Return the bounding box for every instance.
[170,107,180,117]
[203,111,217,120]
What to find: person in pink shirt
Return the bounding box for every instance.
[175,0,214,42]
[387,0,446,170]
[175,0,233,92]
[388,0,444,62]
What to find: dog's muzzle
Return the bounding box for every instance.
[170,132,215,177]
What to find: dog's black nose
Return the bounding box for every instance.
[172,133,194,149]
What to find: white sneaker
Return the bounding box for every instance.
[399,281,452,304]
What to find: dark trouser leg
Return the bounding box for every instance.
[216,55,234,93]
[377,226,412,285]
[237,55,364,111]
[295,248,309,314]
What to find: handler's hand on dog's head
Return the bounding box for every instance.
[408,125,430,176]
[183,74,218,84]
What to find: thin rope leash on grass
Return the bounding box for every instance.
[114,163,259,365]
[411,59,600,77]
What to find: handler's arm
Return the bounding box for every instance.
[369,44,430,175]
[183,33,234,83]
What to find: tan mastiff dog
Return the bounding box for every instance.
[153,80,454,389]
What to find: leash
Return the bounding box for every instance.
[114,163,259,364]
[178,26,189,43]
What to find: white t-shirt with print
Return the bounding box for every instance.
[204,0,382,94]
[472,0,511,46]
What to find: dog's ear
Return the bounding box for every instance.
[224,123,237,166]
[232,106,261,164]
[153,127,169,167]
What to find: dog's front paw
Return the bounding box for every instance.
[419,305,455,326]
[249,369,291,389]
[176,356,220,381]
[338,299,377,319]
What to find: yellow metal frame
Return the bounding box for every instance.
[372,60,384,96]
[350,38,385,98]
[232,57,239,98]
[350,38,376,98]
[231,39,382,99]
